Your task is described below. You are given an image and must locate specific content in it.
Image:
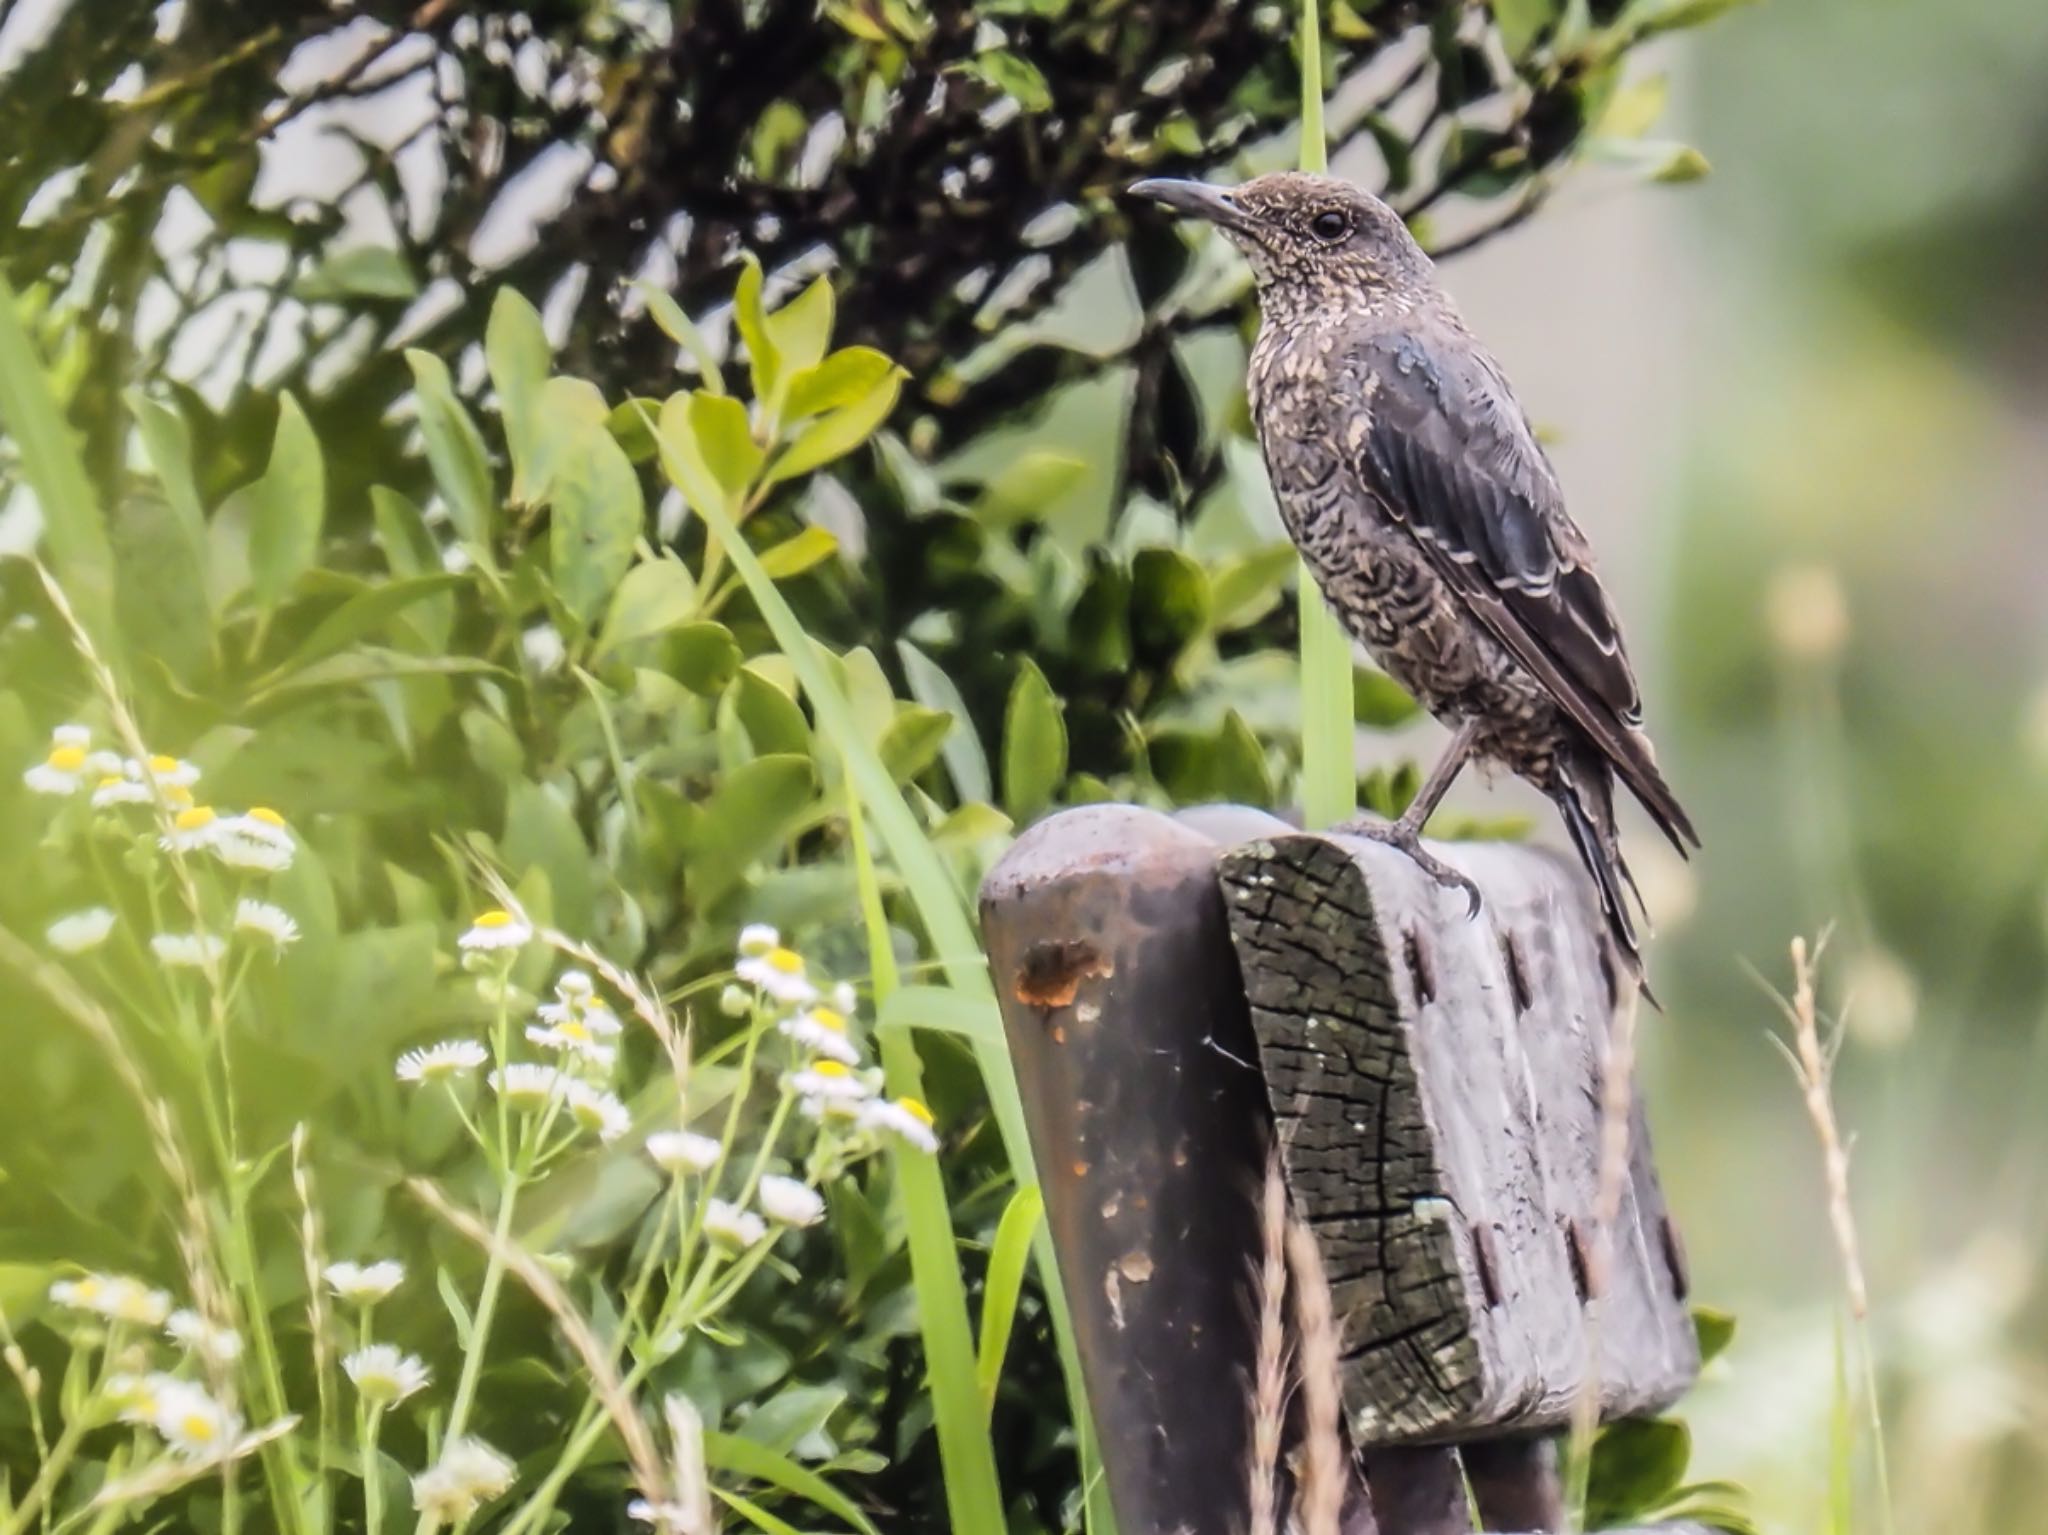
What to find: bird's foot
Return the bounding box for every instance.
[1333,816,1482,918]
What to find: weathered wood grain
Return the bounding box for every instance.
[1215,828,1700,1446]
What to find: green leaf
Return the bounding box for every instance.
[766,276,835,381]
[897,640,992,804]
[1693,1306,1737,1366]
[1587,1418,1691,1525]
[951,51,1052,113]
[877,986,1005,1047]
[733,256,780,406]
[971,450,1088,531]
[1622,0,1763,40]
[737,1382,846,1455]
[486,289,552,505]
[690,390,763,500]
[713,1488,803,1535]
[0,274,115,645]
[404,349,496,554]
[1130,546,1210,657]
[657,391,726,513]
[547,403,646,628]
[677,753,818,897]
[605,396,664,462]
[595,559,698,660]
[129,391,208,560]
[1493,0,1557,56]
[766,367,905,484]
[272,574,466,677]
[294,245,417,301]
[1001,658,1066,824]
[879,704,955,784]
[702,1432,882,1535]
[730,666,811,757]
[978,1185,1044,1418]
[1213,710,1273,804]
[755,526,839,580]
[1354,666,1422,728]
[785,347,896,420]
[668,621,743,695]
[249,646,502,702]
[1209,544,1299,632]
[243,393,326,609]
[632,279,725,393]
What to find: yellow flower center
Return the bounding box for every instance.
[47,745,86,771]
[148,754,179,774]
[809,1007,846,1033]
[98,775,123,789]
[766,947,803,974]
[562,1021,590,1042]
[74,1277,102,1301]
[899,1097,936,1127]
[809,1060,851,1079]
[181,1412,217,1442]
[247,806,286,826]
[175,806,216,830]
[166,785,195,807]
[473,910,514,929]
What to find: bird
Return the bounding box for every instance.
[1129,171,1698,986]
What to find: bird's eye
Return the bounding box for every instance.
[1310,210,1350,243]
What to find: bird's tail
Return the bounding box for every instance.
[1554,747,1654,1002]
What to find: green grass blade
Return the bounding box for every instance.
[977,1184,1045,1419]
[701,1430,882,1535]
[1294,0,1353,828]
[877,985,1004,1046]
[0,276,117,648]
[846,770,1007,1534]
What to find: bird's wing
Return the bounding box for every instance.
[1343,323,1698,850]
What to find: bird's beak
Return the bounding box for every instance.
[1127,178,1257,236]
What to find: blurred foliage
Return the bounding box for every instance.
[1,0,1732,812]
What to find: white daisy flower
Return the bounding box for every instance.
[736,923,779,957]
[50,1272,172,1327]
[735,945,818,1007]
[234,898,299,950]
[777,1005,860,1066]
[91,774,153,808]
[165,1309,243,1366]
[212,809,294,873]
[564,1080,631,1142]
[46,907,116,954]
[645,1130,721,1175]
[788,1060,876,1121]
[525,1022,618,1071]
[151,932,226,969]
[860,1095,941,1154]
[82,749,121,777]
[411,1437,516,1523]
[344,1344,431,1405]
[152,1379,242,1460]
[396,1039,488,1084]
[756,1175,825,1228]
[718,983,751,1018]
[158,805,223,854]
[702,1199,767,1251]
[52,724,91,750]
[323,1260,406,1305]
[831,980,858,1015]
[554,969,595,999]
[104,1371,178,1426]
[140,754,201,789]
[459,909,532,952]
[628,1497,703,1532]
[491,1063,566,1111]
[24,744,88,795]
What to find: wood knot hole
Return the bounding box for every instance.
[1403,926,1437,1006]
[1498,930,1533,1013]
[1013,938,1111,1011]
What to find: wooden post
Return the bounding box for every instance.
[981,807,1712,1535]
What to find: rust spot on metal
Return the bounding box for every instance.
[1014,938,1113,1009]
[1659,1212,1691,1301]
[1403,926,1437,1005]
[1052,1025,1067,1045]
[1118,1251,1155,1284]
[1072,1160,1090,1179]
[1562,1217,1592,1304]
[1498,930,1533,1014]
[1471,1222,1502,1308]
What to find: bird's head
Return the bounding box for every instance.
[1127,172,1432,312]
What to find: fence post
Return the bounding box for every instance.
[981,806,1712,1535]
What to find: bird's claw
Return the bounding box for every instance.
[1334,818,1483,919]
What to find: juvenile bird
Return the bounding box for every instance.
[1130,172,1697,984]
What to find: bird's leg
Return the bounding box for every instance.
[1337,719,1484,915]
